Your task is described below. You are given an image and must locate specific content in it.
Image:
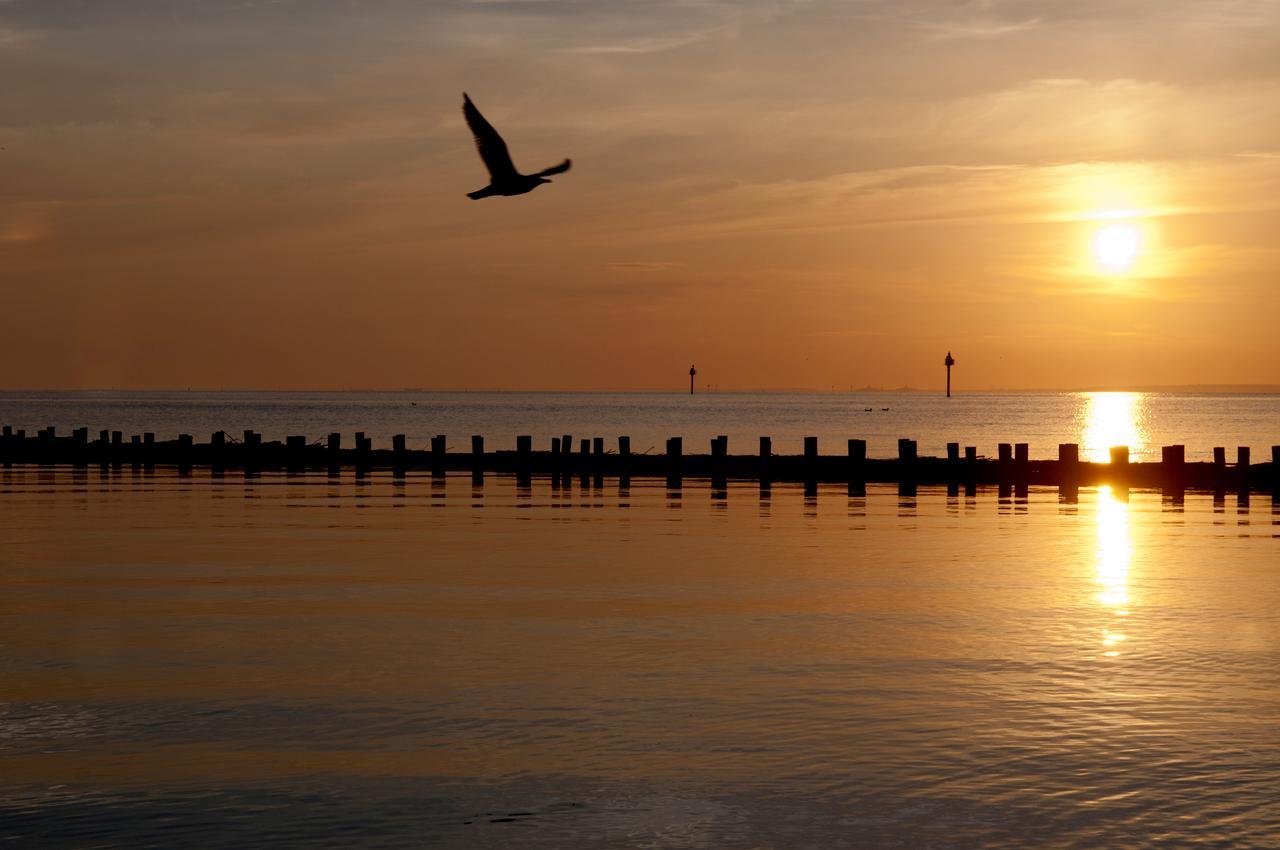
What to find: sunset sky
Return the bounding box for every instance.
[2,0,1278,391]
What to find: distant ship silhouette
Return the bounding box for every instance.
[462,93,572,200]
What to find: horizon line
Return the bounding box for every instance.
[3,384,1280,395]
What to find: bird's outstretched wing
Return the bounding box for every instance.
[531,158,572,179]
[462,93,517,181]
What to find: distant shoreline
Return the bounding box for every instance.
[2,386,1279,395]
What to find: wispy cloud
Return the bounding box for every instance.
[561,24,731,54]
[919,17,1041,41]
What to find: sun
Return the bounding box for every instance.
[1093,222,1141,272]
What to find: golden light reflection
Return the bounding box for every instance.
[1080,391,1147,463]
[1095,485,1131,611]
[1094,485,1132,657]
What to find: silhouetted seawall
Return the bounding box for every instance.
[2,427,1275,492]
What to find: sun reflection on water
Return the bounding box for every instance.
[1080,392,1148,463]
[1095,485,1131,655]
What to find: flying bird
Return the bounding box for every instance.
[462,93,571,200]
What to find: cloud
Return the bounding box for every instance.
[919,17,1041,41]
[560,24,731,54]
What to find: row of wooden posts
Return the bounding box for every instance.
[0,426,1276,491]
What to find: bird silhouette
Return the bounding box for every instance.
[462,93,571,200]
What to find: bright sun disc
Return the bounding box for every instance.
[1094,223,1140,271]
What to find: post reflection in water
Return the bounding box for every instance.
[1095,485,1131,657]
[1080,391,1148,462]
[5,469,1280,846]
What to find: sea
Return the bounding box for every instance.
[1,389,1278,462]
[2,391,1279,848]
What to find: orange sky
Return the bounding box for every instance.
[2,0,1278,390]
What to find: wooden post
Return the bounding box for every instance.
[803,436,818,495]
[284,435,304,473]
[354,431,366,461]
[666,437,682,486]
[468,435,482,483]
[391,434,407,478]
[1013,442,1028,483]
[1059,443,1079,485]
[432,435,446,475]
[593,437,605,469]
[140,432,154,470]
[96,429,110,468]
[847,438,866,495]
[550,437,561,475]
[579,438,591,475]
[1110,446,1129,487]
[353,433,369,475]
[244,430,261,474]
[560,434,573,476]
[618,436,631,482]
[1161,445,1184,489]
[998,443,1012,484]
[897,438,917,484]
[711,435,727,486]
[759,436,772,483]
[35,426,53,465]
[516,435,532,470]
[1213,446,1227,491]
[211,431,225,472]
[71,427,88,467]
[1272,446,1280,492]
[324,433,340,474]
[847,438,866,477]
[1237,446,1251,491]
[177,434,193,475]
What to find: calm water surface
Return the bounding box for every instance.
[2,469,1279,847]
[3,389,1279,461]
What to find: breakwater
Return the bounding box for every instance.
[2,426,1277,492]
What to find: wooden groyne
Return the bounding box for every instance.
[1,426,1277,492]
